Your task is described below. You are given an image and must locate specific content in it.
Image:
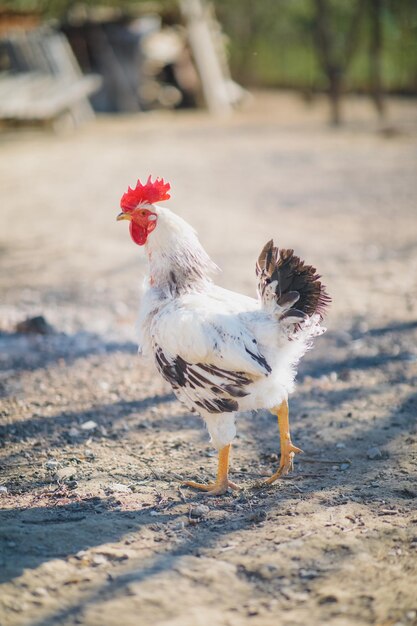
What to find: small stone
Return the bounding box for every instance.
[126,584,139,596]
[0,485,8,494]
[81,420,98,431]
[172,516,189,529]
[299,568,319,580]
[108,482,131,494]
[318,594,338,605]
[248,510,267,523]
[367,446,383,460]
[284,590,309,602]
[256,564,278,580]
[56,467,76,481]
[15,315,53,335]
[45,460,59,470]
[338,369,351,381]
[247,606,259,616]
[340,463,350,471]
[95,546,133,561]
[75,550,88,559]
[92,554,107,566]
[190,504,210,519]
[335,443,346,449]
[68,427,80,437]
[32,587,48,597]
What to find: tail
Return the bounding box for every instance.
[256,240,331,330]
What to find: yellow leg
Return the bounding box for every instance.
[264,399,303,485]
[184,444,239,496]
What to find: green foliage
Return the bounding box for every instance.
[214,0,417,93]
[5,0,417,92]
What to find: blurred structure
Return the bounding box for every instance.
[0,10,101,130]
[61,0,244,115]
[180,0,243,115]
[1,1,416,127]
[60,7,199,113]
[0,0,244,130]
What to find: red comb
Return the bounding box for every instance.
[120,176,171,211]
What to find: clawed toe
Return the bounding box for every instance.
[183,479,239,495]
[263,443,303,486]
[263,462,292,485]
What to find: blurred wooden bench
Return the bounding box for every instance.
[0,28,101,129]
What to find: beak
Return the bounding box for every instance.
[117,212,132,221]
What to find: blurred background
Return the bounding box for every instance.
[1,3,417,626]
[1,0,416,326]
[1,0,417,124]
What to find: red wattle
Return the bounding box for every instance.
[130,221,148,246]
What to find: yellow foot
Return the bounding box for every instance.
[183,479,239,496]
[263,443,303,485]
[183,444,238,495]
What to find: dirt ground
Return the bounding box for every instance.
[0,92,417,626]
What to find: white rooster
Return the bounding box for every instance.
[117,177,330,495]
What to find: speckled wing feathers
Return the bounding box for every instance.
[155,345,253,414]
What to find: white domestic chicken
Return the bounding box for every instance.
[117,176,330,495]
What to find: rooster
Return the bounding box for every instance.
[117,176,330,495]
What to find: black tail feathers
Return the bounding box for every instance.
[256,240,331,320]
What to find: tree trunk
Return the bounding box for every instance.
[328,67,342,125]
[313,0,343,125]
[369,0,385,118]
[312,0,365,126]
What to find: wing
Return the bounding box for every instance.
[150,290,271,377]
[154,345,253,413]
[151,291,272,414]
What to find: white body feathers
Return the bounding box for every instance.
[136,206,325,449]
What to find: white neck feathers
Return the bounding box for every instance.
[145,206,218,292]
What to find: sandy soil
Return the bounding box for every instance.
[0,92,417,626]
